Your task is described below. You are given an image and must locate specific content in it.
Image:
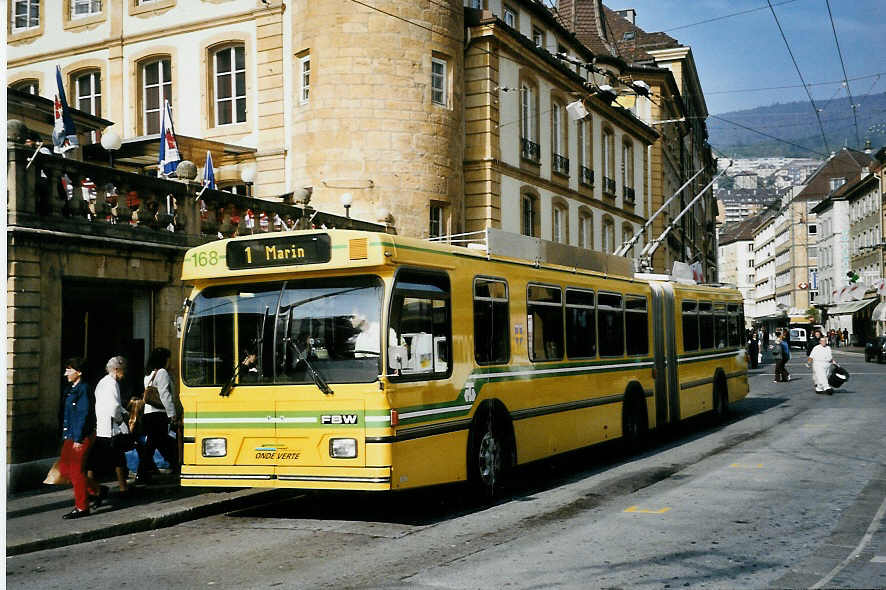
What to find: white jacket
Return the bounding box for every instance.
[144,368,176,419]
[94,374,124,438]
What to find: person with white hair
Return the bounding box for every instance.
[87,355,131,499]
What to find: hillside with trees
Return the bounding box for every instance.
[708,92,886,158]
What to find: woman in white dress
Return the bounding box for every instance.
[807,336,835,395]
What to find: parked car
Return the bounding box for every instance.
[865,336,886,363]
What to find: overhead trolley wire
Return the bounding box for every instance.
[824,0,860,147]
[766,0,831,154]
[662,0,803,33]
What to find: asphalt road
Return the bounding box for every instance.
[7,351,886,589]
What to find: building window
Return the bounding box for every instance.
[621,140,634,188]
[468,0,481,8]
[622,223,634,253]
[429,204,444,238]
[213,45,246,126]
[602,128,615,194]
[141,58,171,135]
[532,27,543,48]
[552,201,568,243]
[602,216,615,253]
[622,30,636,41]
[431,57,447,107]
[13,0,39,30]
[520,81,539,162]
[72,0,101,17]
[578,210,592,249]
[74,70,101,116]
[808,224,817,235]
[551,102,568,175]
[521,192,538,237]
[11,79,39,95]
[300,54,310,104]
[829,177,845,191]
[503,5,517,28]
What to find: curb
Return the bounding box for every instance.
[6,488,290,557]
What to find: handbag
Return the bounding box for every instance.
[43,459,71,486]
[143,370,164,408]
[128,397,146,435]
[111,420,135,452]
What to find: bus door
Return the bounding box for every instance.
[651,282,679,425]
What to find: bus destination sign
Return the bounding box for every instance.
[226,234,332,269]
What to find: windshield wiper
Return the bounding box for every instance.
[219,306,270,397]
[288,337,334,395]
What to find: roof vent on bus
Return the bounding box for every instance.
[349,238,369,260]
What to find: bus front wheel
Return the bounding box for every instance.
[468,408,510,499]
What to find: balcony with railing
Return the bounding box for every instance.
[623,186,636,204]
[520,137,540,164]
[7,134,383,249]
[552,153,569,176]
[602,176,616,196]
[580,166,594,187]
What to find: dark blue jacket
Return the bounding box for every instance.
[62,381,94,443]
[781,340,791,361]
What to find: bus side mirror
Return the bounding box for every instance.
[388,345,407,371]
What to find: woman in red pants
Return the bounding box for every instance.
[59,357,102,519]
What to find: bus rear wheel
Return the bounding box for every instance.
[468,410,509,500]
[713,377,729,421]
[622,394,648,454]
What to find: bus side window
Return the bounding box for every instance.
[527,284,563,361]
[681,300,698,352]
[698,301,714,349]
[625,296,648,356]
[714,303,728,349]
[474,277,510,365]
[598,292,624,357]
[387,270,451,378]
[727,303,740,347]
[566,289,596,358]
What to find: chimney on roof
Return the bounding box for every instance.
[615,8,636,25]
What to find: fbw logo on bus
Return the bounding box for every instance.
[321,414,359,425]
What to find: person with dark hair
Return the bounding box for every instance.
[59,357,101,519]
[136,347,179,483]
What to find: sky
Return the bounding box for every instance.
[604,0,885,115]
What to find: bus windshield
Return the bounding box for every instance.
[182,275,384,387]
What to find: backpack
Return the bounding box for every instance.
[771,343,782,359]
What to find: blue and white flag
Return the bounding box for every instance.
[52,66,78,154]
[203,150,216,190]
[157,99,181,177]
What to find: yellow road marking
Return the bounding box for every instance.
[730,463,764,468]
[624,506,671,514]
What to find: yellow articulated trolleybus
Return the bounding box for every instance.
[178,228,748,496]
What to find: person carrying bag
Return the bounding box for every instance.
[136,348,180,484]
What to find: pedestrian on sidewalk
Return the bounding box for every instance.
[843,328,850,347]
[87,356,131,499]
[747,333,759,369]
[137,347,180,483]
[807,336,835,395]
[58,357,101,519]
[771,331,791,382]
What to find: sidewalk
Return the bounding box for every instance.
[6,475,287,556]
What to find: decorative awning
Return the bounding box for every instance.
[872,302,886,322]
[827,298,879,316]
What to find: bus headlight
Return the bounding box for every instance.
[330,438,357,459]
[202,438,227,457]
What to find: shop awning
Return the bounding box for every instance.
[872,302,886,322]
[827,298,879,316]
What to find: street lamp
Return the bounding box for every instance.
[240,165,256,198]
[100,131,122,168]
[340,192,353,219]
